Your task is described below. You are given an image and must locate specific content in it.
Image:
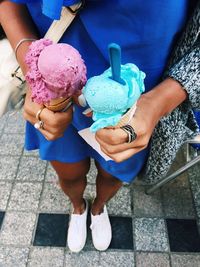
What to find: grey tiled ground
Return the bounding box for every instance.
[0,133,24,156]
[170,254,200,267]
[0,182,12,210]
[100,251,135,267]
[65,251,99,267]
[28,247,64,267]
[162,183,195,219]
[0,212,36,246]
[39,182,71,213]
[136,252,170,267]
[0,246,29,267]
[3,111,25,134]
[134,218,169,252]
[0,113,200,267]
[107,186,132,216]
[0,156,20,181]
[16,156,47,181]
[133,185,163,217]
[8,182,43,211]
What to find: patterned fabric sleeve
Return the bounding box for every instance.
[144,1,200,184]
[167,44,200,109]
[165,0,200,109]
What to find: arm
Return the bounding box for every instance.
[95,78,187,162]
[96,1,200,163]
[165,0,200,109]
[0,0,38,73]
[0,1,73,140]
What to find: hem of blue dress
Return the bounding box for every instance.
[24,147,88,163]
[24,146,136,183]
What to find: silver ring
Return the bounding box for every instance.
[34,120,44,130]
[36,107,45,121]
[120,125,137,143]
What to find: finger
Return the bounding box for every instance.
[100,145,146,163]
[96,128,128,145]
[40,106,73,128]
[38,128,63,141]
[96,135,143,154]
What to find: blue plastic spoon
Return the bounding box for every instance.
[108,43,126,85]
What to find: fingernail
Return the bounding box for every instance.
[82,108,92,115]
[78,94,87,107]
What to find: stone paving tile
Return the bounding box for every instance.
[0,212,36,246]
[162,184,195,219]
[133,185,163,217]
[16,157,46,182]
[23,148,39,157]
[4,112,25,134]
[171,254,200,267]
[0,114,8,133]
[27,247,64,267]
[0,134,24,156]
[65,251,100,267]
[188,164,200,220]
[134,218,169,252]
[45,163,59,183]
[83,184,96,201]
[107,186,132,216]
[100,251,134,267]
[136,252,170,267]
[0,182,12,210]
[0,246,29,267]
[8,182,43,211]
[0,212,5,230]
[87,160,97,184]
[0,156,20,181]
[83,184,132,217]
[133,171,148,186]
[39,182,71,213]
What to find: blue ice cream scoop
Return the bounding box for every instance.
[82,44,146,132]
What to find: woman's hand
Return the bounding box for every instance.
[23,89,73,141]
[95,94,158,162]
[95,78,187,162]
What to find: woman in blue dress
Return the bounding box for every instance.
[0,0,193,252]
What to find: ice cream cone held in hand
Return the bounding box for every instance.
[81,43,145,132]
[25,39,87,111]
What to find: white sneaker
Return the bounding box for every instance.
[67,199,88,253]
[90,205,112,251]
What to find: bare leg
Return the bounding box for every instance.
[91,161,123,215]
[51,158,90,214]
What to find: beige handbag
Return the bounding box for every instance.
[0,1,84,117]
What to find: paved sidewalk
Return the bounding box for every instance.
[0,112,200,267]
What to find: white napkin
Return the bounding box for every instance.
[78,128,112,161]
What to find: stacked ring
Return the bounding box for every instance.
[36,106,45,121]
[34,120,44,129]
[120,124,137,143]
[34,107,45,130]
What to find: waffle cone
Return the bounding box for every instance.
[114,103,137,128]
[44,97,72,112]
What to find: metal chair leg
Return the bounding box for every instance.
[145,155,200,195]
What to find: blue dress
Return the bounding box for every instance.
[12,0,189,182]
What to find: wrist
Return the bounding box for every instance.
[16,39,36,74]
[143,78,188,118]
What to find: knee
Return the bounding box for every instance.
[95,162,122,186]
[51,159,90,183]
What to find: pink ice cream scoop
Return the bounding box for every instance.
[25,38,87,108]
